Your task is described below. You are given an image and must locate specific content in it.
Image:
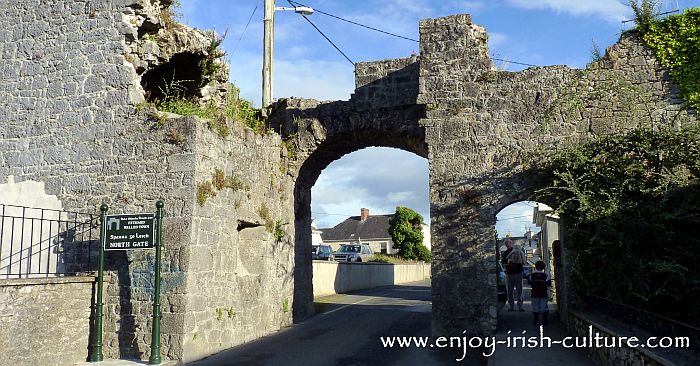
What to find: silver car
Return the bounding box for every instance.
[334,244,374,262]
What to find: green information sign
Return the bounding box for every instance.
[104,213,155,250]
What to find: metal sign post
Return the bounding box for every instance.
[89,202,165,363]
[89,203,108,362]
[149,201,164,365]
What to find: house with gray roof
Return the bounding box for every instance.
[320,208,395,254]
[320,208,431,255]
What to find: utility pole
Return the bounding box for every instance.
[262,0,274,113]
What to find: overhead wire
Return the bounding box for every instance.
[496,214,534,221]
[231,5,258,57]
[287,0,540,69]
[490,57,540,68]
[289,0,419,42]
[621,9,679,23]
[286,0,355,65]
[312,211,360,217]
[300,14,356,65]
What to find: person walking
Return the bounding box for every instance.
[505,240,527,311]
[528,260,552,325]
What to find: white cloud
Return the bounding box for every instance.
[487,31,509,49]
[275,58,355,101]
[379,0,435,16]
[387,191,413,201]
[226,49,355,106]
[505,0,630,22]
[311,148,429,228]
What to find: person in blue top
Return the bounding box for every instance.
[528,260,552,326]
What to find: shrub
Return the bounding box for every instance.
[538,125,700,325]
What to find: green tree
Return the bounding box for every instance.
[389,207,431,262]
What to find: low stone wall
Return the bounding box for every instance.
[569,310,690,366]
[312,261,431,298]
[0,276,98,366]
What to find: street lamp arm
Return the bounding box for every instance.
[274,6,314,15]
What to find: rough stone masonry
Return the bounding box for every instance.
[270,13,696,337]
[0,1,696,366]
[1,0,294,364]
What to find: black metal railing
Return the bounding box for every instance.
[0,203,99,279]
[583,295,700,352]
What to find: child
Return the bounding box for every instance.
[528,260,551,326]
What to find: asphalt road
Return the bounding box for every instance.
[186,280,485,366]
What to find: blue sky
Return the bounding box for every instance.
[179,0,699,234]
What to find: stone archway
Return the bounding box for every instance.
[270,98,428,320]
[269,13,691,336]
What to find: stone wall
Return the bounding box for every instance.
[415,14,695,337]
[177,117,295,363]
[0,1,296,363]
[0,276,98,366]
[354,57,419,111]
[273,13,696,338]
[568,310,688,366]
[1,1,697,361]
[0,1,197,360]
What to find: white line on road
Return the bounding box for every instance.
[318,292,391,317]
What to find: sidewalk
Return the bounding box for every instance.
[492,290,598,365]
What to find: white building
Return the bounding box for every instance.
[533,203,560,275]
[311,219,324,246]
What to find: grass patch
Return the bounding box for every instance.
[212,168,226,190]
[257,203,275,233]
[225,175,247,191]
[273,220,285,242]
[196,181,216,206]
[197,170,249,206]
[225,87,267,134]
[200,29,227,86]
[147,79,267,136]
[281,133,297,159]
[207,118,230,139]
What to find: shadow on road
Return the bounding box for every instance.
[186,281,487,366]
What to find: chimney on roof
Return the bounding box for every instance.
[360,208,369,221]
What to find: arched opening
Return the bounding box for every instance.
[312,147,430,255]
[292,127,428,322]
[494,200,567,333]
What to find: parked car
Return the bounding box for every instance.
[334,244,373,262]
[312,244,334,261]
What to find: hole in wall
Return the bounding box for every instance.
[140,52,205,102]
[237,220,261,232]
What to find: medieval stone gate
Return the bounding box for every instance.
[1,1,693,364]
[270,13,693,336]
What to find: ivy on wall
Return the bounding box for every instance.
[641,8,700,110]
[537,125,700,325]
[535,6,700,326]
